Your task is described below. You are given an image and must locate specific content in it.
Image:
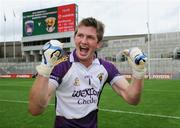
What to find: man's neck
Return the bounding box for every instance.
[79,56,94,68]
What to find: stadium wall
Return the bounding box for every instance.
[0,32,180,79]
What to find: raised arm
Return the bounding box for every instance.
[112,76,144,105]
[28,40,64,115]
[112,47,147,105]
[28,75,55,115]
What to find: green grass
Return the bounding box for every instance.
[0,78,180,128]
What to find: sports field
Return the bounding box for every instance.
[0,78,180,128]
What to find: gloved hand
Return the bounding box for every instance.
[122,47,147,79]
[36,40,64,77]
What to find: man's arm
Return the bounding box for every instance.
[28,40,64,116]
[28,75,55,116]
[112,77,144,105]
[112,47,147,105]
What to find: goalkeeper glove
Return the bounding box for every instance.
[36,40,64,77]
[122,47,147,79]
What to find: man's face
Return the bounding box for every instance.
[74,26,101,62]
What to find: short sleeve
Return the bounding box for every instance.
[99,59,122,85]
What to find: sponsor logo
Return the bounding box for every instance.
[72,88,100,105]
[77,97,98,105]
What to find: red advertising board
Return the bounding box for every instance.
[58,4,76,32]
[0,74,33,78]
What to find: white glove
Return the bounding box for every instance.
[122,47,147,79]
[36,40,64,77]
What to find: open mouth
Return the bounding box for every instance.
[79,46,89,55]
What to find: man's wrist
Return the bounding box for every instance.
[132,68,146,79]
[36,65,52,78]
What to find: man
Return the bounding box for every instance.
[28,17,147,128]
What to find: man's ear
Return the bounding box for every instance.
[97,41,102,49]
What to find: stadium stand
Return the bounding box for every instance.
[0,32,180,79]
